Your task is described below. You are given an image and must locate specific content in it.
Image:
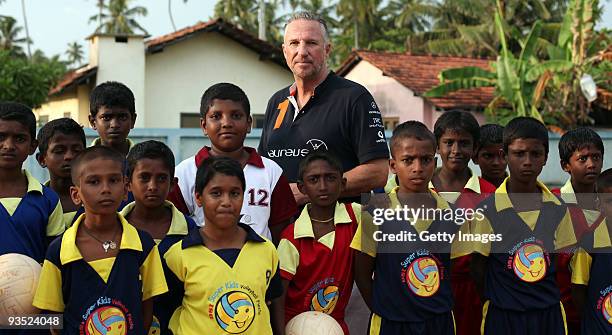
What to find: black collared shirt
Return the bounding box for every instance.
[258,72,389,183]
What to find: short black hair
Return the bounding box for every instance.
[37,118,86,155]
[596,168,612,193]
[126,140,175,178]
[71,146,125,185]
[0,102,36,139]
[433,110,480,147]
[194,156,246,195]
[89,81,136,117]
[200,83,250,117]
[297,150,343,182]
[558,127,604,164]
[389,121,436,158]
[503,117,549,154]
[476,124,504,154]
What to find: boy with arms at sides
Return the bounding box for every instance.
[121,140,198,335]
[432,111,496,335]
[164,157,285,334]
[168,83,296,243]
[33,147,168,334]
[471,117,577,335]
[89,81,136,156]
[352,121,468,335]
[570,168,612,335]
[0,102,64,263]
[473,124,507,188]
[278,151,361,334]
[37,118,86,226]
[553,127,604,334]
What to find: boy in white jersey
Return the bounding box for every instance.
[168,83,296,243]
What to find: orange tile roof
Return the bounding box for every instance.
[337,50,495,110]
[146,18,286,67]
[49,65,97,96]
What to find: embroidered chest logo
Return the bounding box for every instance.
[308,278,339,314]
[209,281,262,334]
[511,243,547,283]
[401,250,441,297]
[598,286,612,325]
[81,296,133,335]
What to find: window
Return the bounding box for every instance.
[383,117,399,130]
[180,113,201,128]
[252,114,266,128]
[37,115,49,128]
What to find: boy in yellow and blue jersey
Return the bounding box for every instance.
[352,121,469,335]
[33,146,168,334]
[164,156,284,334]
[570,168,612,335]
[471,117,577,335]
[0,102,64,263]
[37,118,86,226]
[121,140,197,334]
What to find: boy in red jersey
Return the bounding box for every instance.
[278,151,360,334]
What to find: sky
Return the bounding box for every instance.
[1,0,611,62]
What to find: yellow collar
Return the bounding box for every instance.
[60,213,142,265]
[428,168,481,193]
[593,220,612,248]
[389,187,451,210]
[294,202,352,239]
[494,177,561,211]
[120,201,189,236]
[559,178,577,204]
[90,137,134,150]
[24,170,43,194]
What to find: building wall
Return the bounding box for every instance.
[34,91,79,123]
[144,32,293,128]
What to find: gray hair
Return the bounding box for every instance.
[284,11,330,43]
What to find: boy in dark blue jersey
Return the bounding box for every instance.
[121,140,197,335]
[33,146,168,335]
[570,168,612,335]
[0,102,64,262]
[352,121,468,335]
[471,117,577,335]
[37,118,86,226]
[473,124,507,188]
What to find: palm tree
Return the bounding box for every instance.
[168,0,188,32]
[336,0,384,49]
[65,41,84,67]
[389,0,436,33]
[214,0,257,32]
[0,16,28,56]
[89,0,148,35]
[21,0,31,58]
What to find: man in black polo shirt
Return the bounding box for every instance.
[258,11,389,205]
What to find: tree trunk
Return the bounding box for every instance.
[21,0,31,59]
[169,0,177,31]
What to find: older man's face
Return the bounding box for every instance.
[283,19,330,81]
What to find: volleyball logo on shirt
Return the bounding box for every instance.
[405,257,440,297]
[147,316,161,335]
[85,306,127,335]
[310,285,339,314]
[215,291,256,334]
[512,243,546,282]
[602,292,612,325]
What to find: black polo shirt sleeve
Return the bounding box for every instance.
[347,91,390,165]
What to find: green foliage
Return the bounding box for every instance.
[90,0,148,35]
[0,50,67,108]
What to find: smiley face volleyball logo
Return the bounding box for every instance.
[147,316,161,335]
[603,292,612,325]
[310,285,339,314]
[85,306,127,335]
[215,291,255,334]
[513,243,546,282]
[406,257,440,297]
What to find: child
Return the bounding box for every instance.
[471,117,577,335]
[570,168,612,335]
[164,156,284,334]
[89,81,136,156]
[432,111,496,335]
[168,83,296,243]
[553,127,604,334]
[121,140,198,334]
[0,102,64,262]
[278,151,360,334]
[473,124,507,188]
[33,146,168,334]
[37,118,86,226]
[352,121,465,335]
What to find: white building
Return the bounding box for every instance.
[35,19,293,128]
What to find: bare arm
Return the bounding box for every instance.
[572,284,587,318]
[142,298,153,332]
[270,220,291,246]
[270,293,286,335]
[470,253,488,300]
[342,159,388,198]
[354,251,375,311]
